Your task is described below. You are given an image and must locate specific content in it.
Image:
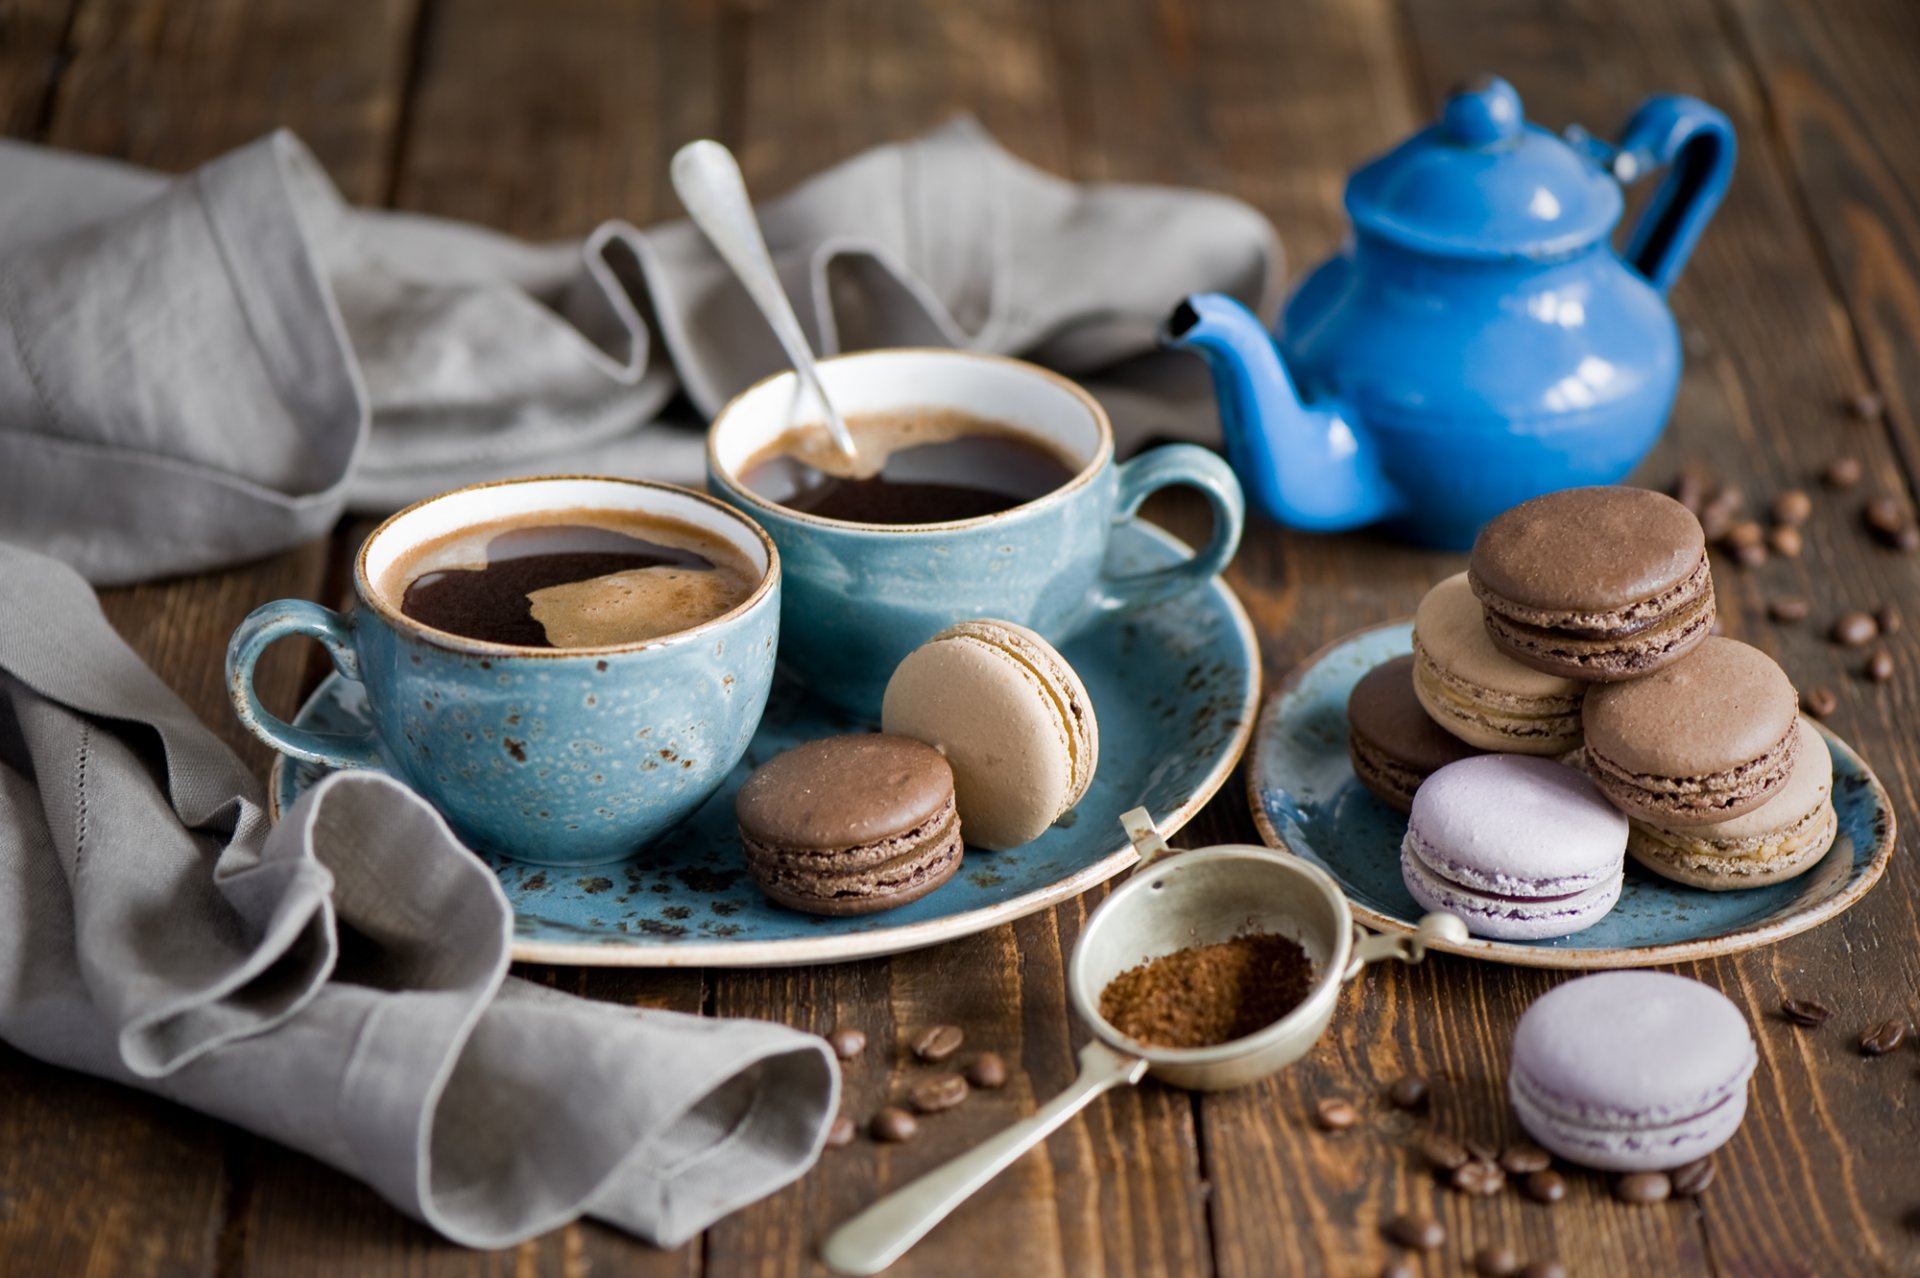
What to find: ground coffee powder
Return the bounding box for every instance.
[1098,932,1315,1048]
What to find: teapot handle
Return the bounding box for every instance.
[1611,95,1736,294]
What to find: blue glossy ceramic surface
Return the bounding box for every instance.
[1168,77,1736,548]
[275,521,1261,967]
[1250,623,1894,969]
[230,478,780,868]
[705,349,1244,714]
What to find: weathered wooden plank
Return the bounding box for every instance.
[0,0,74,137]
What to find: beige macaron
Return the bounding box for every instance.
[881,619,1098,851]
[1413,572,1586,754]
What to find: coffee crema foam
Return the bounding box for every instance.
[381,507,760,649]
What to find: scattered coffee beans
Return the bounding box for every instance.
[1465,1139,1499,1164]
[1523,1170,1567,1204]
[1725,520,1765,549]
[1670,1157,1715,1196]
[1782,996,1832,1027]
[1772,490,1813,525]
[910,1024,964,1062]
[1419,1132,1470,1172]
[1861,1019,1909,1056]
[1098,933,1314,1049]
[1769,597,1811,622]
[1846,391,1886,421]
[1864,494,1913,546]
[827,1026,867,1060]
[1877,606,1904,636]
[1769,525,1803,558]
[1615,1171,1672,1204]
[965,1052,1008,1089]
[1499,1144,1552,1175]
[1733,540,1767,568]
[1521,1262,1569,1278]
[1804,686,1838,718]
[1384,1213,1445,1250]
[909,1074,970,1114]
[1387,1074,1431,1112]
[1823,455,1864,489]
[870,1106,917,1142]
[1453,1160,1505,1197]
[1832,611,1879,646]
[826,1115,856,1148]
[1866,649,1895,683]
[1315,1098,1359,1131]
[1474,1244,1523,1277]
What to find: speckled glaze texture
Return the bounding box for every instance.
[1249,621,1895,968]
[230,477,781,867]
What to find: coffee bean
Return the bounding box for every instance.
[1700,505,1735,541]
[1672,468,1710,514]
[1733,540,1768,568]
[825,1115,856,1148]
[1379,1261,1417,1278]
[1769,525,1803,558]
[1823,456,1864,489]
[1897,526,1920,553]
[1452,1159,1506,1197]
[1521,1263,1569,1278]
[1615,1171,1672,1204]
[1804,686,1838,718]
[1832,611,1879,647]
[1500,1143,1552,1175]
[1725,519,1765,549]
[1387,1074,1431,1112]
[1772,490,1813,526]
[1708,484,1745,513]
[1315,1097,1359,1130]
[1419,1132,1470,1172]
[827,1026,867,1060]
[1474,1244,1523,1277]
[1877,606,1904,636]
[1865,494,1909,540]
[909,1073,970,1114]
[1847,391,1886,421]
[1670,1157,1715,1196]
[966,1052,1008,1089]
[1861,1019,1910,1056]
[1465,1138,1499,1164]
[1769,597,1811,622]
[1384,1213,1445,1251]
[870,1106,917,1142]
[1866,649,1895,683]
[1523,1169,1567,1204]
[1782,996,1832,1027]
[910,1024,964,1062]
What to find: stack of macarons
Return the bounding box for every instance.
[1348,486,1839,941]
[737,618,1100,916]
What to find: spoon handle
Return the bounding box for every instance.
[669,140,856,456]
[820,1040,1148,1275]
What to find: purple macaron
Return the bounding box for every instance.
[1510,971,1756,1171]
[1400,755,1626,941]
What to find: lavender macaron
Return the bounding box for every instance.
[1510,971,1757,1171]
[1400,755,1627,940]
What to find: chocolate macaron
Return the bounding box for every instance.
[1583,637,1800,827]
[1469,487,1715,681]
[736,734,963,915]
[1347,654,1483,811]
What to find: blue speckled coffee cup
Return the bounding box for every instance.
[707,349,1244,714]
[227,477,780,866]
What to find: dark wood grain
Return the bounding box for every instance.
[0,0,74,137]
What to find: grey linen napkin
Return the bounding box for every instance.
[0,117,1277,584]
[0,541,838,1247]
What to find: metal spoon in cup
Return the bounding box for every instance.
[669,139,860,463]
[821,808,1468,1275]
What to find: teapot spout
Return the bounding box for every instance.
[1165,294,1400,532]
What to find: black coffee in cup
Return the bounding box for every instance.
[740,409,1079,524]
[388,510,759,649]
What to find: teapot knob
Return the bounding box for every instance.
[1442,75,1523,148]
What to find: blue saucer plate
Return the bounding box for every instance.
[1248,621,1895,969]
[275,521,1260,967]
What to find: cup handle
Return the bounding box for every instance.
[225,599,383,770]
[1091,444,1245,615]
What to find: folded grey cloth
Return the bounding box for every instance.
[0,118,1278,584]
[0,542,838,1246]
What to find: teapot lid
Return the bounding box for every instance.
[1345,77,1623,259]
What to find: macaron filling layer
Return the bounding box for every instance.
[1348,733,1430,809]
[1470,553,1712,638]
[1401,825,1617,898]
[745,795,963,912]
[1510,1063,1751,1171]
[1400,838,1623,938]
[1412,640,1584,746]
[1588,719,1799,825]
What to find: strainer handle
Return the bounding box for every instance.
[821,1040,1148,1275]
[1120,806,1174,870]
[1343,912,1470,980]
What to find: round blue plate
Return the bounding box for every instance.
[1248,621,1895,968]
[274,521,1260,967]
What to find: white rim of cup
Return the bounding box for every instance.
[705,347,1116,535]
[353,474,781,660]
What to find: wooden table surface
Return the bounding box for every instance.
[4,0,1919,1274]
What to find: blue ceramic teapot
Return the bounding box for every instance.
[1167,77,1735,548]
